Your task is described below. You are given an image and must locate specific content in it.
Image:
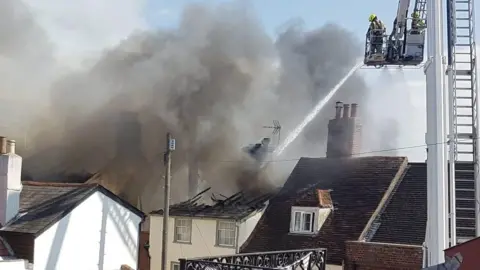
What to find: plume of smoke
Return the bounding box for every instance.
[23,2,281,208]
[0,0,56,139]
[271,21,369,162]
[7,1,385,211]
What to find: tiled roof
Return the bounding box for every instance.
[151,188,276,220]
[241,156,408,265]
[317,189,333,208]
[1,181,144,235]
[369,163,427,245]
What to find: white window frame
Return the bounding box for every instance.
[174,218,192,243]
[216,220,236,247]
[290,206,319,234]
[171,262,180,270]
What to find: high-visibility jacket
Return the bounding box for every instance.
[412,18,425,29]
[369,19,385,32]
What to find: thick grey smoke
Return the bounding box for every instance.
[0,0,56,140]
[5,1,398,212]
[273,21,369,161]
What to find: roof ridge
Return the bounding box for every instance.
[22,181,99,188]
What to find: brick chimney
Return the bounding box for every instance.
[0,138,22,226]
[326,102,362,158]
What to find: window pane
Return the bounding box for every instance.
[175,219,191,242]
[303,213,311,231]
[294,212,301,231]
[311,212,315,232]
[217,221,236,246]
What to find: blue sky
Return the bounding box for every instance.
[146,0,480,40]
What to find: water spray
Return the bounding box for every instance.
[273,60,363,157]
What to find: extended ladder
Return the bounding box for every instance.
[447,0,479,243]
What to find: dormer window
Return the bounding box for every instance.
[290,206,320,234]
[293,210,315,233]
[290,190,333,235]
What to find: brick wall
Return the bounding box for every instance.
[326,103,362,158]
[138,231,150,270]
[445,237,480,270]
[344,241,423,270]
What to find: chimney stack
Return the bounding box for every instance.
[0,137,6,154]
[7,140,15,154]
[326,102,362,158]
[343,104,350,118]
[0,137,22,226]
[351,103,358,117]
[335,102,343,119]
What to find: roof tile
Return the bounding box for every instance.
[317,189,333,208]
[1,181,144,235]
[1,182,98,234]
[369,163,427,245]
[241,156,407,265]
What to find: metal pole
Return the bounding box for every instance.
[446,0,457,246]
[425,0,448,265]
[161,132,172,270]
[447,66,457,246]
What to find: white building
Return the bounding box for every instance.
[0,137,145,270]
[148,190,273,270]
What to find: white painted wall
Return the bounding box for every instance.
[149,212,264,270]
[33,191,142,270]
[237,210,264,247]
[0,259,29,270]
[0,147,23,226]
[150,216,235,270]
[326,264,342,270]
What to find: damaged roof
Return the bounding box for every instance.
[1,181,145,236]
[241,156,408,265]
[151,188,276,220]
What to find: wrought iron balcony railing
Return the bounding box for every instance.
[179,248,327,270]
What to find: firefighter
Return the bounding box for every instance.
[367,14,386,55]
[411,12,425,31]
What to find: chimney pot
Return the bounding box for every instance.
[351,103,358,117]
[0,137,6,154]
[335,102,343,119]
[7,140,15,154]
[343,104,350,118]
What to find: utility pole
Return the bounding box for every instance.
[161,132,175,270]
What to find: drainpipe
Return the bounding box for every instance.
[422,242,428,268]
